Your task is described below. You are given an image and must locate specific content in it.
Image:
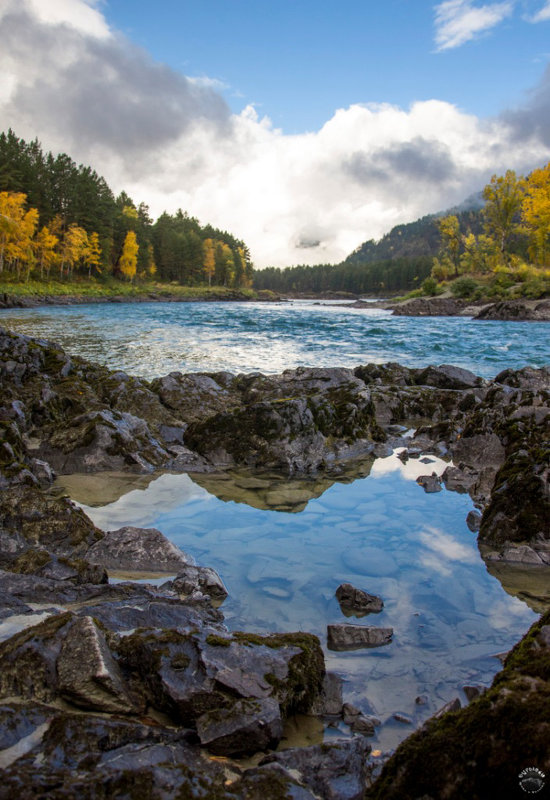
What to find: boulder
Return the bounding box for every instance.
[335,583,384,615]
[327,624,393,651]
[309,671,344,716]
[56,616,134,714]
[260,737,372,800]
[196,696,283,755]
[415,364,483,390]
[162,565,228,601]
[86,526,191,573]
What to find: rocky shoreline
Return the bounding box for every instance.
[337,295,550,321]
[0,326,549,797]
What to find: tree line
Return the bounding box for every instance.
[253,257,433,294]
[0,130,253,286]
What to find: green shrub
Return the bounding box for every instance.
[450,276,478,298]
[421,277,439,296]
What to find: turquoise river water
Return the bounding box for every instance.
[3,299,548,751]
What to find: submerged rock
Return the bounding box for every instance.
[327,624,393,651]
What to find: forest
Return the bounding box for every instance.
[0,130,253,287]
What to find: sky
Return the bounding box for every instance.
[1,0,550,267]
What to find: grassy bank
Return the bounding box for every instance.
[0,277,279,302]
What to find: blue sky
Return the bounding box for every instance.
[1,0,550,266]
[103,0,549,131]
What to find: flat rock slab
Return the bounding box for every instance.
[86,526,191,572]
[327,624,393,651]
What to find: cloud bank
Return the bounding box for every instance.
[1,0,549,267]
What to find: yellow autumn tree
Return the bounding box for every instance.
[203,238,215,285]
[84,232,102,277]
[119,230,138,281]
[522,162,550,266]
[61,224,88,278]
[0,192,29,273]
[35,225,58,278]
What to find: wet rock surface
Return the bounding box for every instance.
[0,326,549,797]
[327,624,394,651]
[336,583,384,615]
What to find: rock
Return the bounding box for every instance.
[162,564,228,601]
[350,714,377,736]
[391,297,469,317]
[415,364,483,390]
[196,696,283,755]
[327,624,393,651]
[452,433,506,471]
[441,464,478,495]
[463,685,484,701]
[56,616,134,714]
[416,472,442,493]
[260,737,372,800]
[415,694,428,705]
[466,509,482,531]
[309,671,343,715]
[432,697,461,719]
[475,299,550,321]
[335,583,383,615]
[393,713,413,724]
[86,526,191,573]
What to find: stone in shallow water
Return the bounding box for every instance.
[327,624,393,651]
[416,473,442,493]
[336,582,383,615]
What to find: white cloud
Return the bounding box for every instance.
[0,0,549,268]
[21,0,110,39]
[434,0,514,50]
[530,1,550,22]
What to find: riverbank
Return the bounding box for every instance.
[0,279,281,308]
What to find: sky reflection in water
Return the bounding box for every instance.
[69,451,537,751]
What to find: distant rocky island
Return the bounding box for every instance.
[0,326,548,797]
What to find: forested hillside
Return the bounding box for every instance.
[254,204,485,295]
[0,130,253,287]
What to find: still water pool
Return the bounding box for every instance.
[56,450,538,751]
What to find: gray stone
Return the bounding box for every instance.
[452,433,506,471]
[466,509,482,532]
[416,473,443,493]
[327,624,393,651]
[57,616,134,714]
[336,582,383,615]
[415,364,483,390]
[163,565,228,601]
[260,737,371,800]
[309,671,343,716]
[433,697,461,719]
[86,526,191,572]
[393,712,413,724]
[196,696,283,755]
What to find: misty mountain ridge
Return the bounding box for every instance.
[344,191,485,265]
